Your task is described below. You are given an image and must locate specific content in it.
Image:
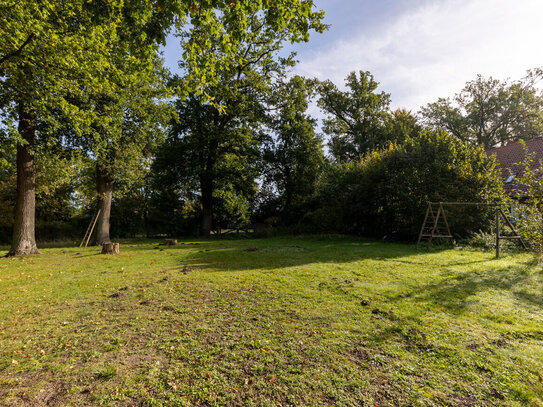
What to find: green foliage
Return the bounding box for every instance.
[153,12,312,234]
[261,75,324,225]
[385,108,422,143]
[174,0,327,98]
[466,230,520,252]
[82,54,171,207]
[516,206,543,254]
[152,87,261,232]
[317,71,394,161]
[316,129,506,239]
[421,71,543,148]
[0,146,85,244]
[0,0,326,249]
[511,143,543,253]
[0,0,326,123]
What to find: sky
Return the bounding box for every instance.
[162,0,543,112]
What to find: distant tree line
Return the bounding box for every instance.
[2,3,542,255]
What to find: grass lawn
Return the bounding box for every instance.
[0,236,542,406]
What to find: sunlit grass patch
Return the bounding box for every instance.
[0,237,541,406]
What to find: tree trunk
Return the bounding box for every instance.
[94,163,114,245]
[8,101,40,256]
[283,166,293,223]
[200,177,213,237]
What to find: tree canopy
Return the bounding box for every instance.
[421,72,543,149]
[0,0,326,254]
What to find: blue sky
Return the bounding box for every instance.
[162,0,543,112]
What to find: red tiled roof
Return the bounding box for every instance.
[485,138,543,196]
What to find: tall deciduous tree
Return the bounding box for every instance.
[317,71,392,161]
[421,72,543,149]
[264,75,324,225]
[0,0,326,255]
[154,7,325,237]
[85,59,170,245]
[0,2,122,255]
[153,91,262,236]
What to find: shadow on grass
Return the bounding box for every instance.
[179,236,452,272]
[409,261,543,311]
[387,258,493,267]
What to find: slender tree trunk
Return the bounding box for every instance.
[200,176,213,237]
[283,166,293,223]
[144,209,151,238]
[94,163,114,245]
[8,101,40,256]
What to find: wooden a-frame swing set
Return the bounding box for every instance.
[416,202,527,258]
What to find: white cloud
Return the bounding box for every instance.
[295,0,543,111]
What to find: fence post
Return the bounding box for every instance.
[495,207,500,258]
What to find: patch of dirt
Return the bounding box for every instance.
[371,308,392,316]
[317,282,328,290]
[368,373,411,407]
[35,382,65,406]
[109,292,125,298]
[492,338,508,348]
[243,248,259,252]
[0,372,67,407]
[348,347,370,364]
[451,394,478,406]
[116,398,145,407]
[407,328,427,341]
[259,245,307,253]
[490,388,505,400]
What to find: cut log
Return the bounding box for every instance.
[161,239,178,246]
[101,243,120,255]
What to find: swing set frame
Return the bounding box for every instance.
[416,202,527,258]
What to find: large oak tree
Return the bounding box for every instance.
[421,72,543,149]
[0,0,326,255]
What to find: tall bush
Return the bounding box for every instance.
[316,129,506,239]
[514,145,543,254]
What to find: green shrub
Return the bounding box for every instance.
[317,129,506,240]
[512,146,543,254]
[517,205,543,254]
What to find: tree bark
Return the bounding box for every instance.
[94,162,114,245]
[101,242,119,255]
[200,176,213,237]
[8,101,40,256]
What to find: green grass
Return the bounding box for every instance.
[0,236,542,406]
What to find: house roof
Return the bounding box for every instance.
[485,138,543,196]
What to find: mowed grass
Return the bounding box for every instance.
[0,237,542,406]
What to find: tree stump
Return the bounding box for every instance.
[101,243,120,255]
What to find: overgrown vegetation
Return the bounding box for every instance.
[312,129,505,238]
[0,237,542,406]
[514,144,543,254]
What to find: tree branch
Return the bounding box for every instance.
[0,33,35,66]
